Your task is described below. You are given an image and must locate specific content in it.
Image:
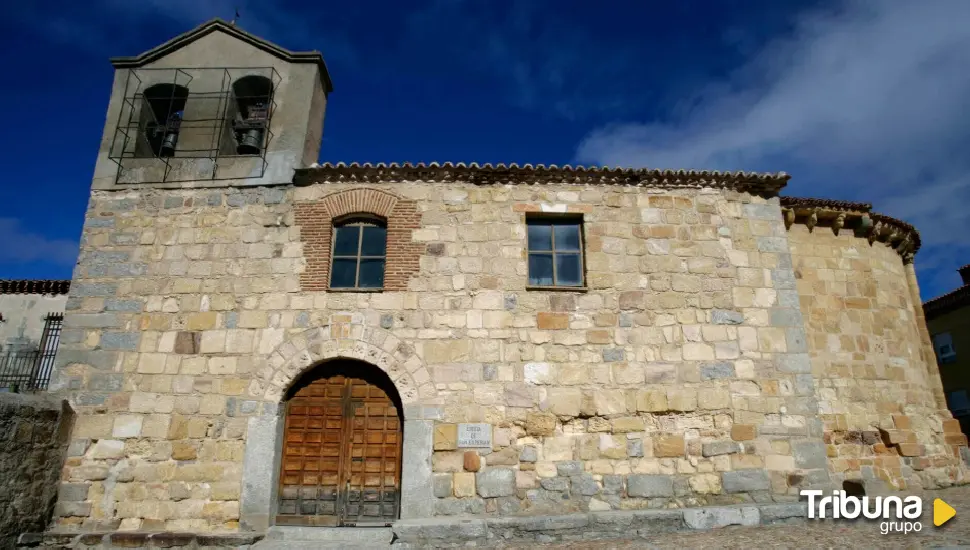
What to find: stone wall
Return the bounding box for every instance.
[788,223,966,492]
[47,181,836,531]
[0,393,74,547]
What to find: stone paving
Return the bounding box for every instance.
[502,484,970,549]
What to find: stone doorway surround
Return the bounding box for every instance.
[237,323,438,531]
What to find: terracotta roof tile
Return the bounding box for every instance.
[296,162,790,193]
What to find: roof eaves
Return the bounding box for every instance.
[294,162,790,194]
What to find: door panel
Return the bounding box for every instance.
[276,371,401,526]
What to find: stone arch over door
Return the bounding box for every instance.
[239,323,436,531]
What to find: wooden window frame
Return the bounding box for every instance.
[525,215,586,289]
[329,215,387,290]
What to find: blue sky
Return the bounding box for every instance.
[1,0,968,300]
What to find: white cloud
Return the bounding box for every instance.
[575,0,970,299]
[0,219,78,266]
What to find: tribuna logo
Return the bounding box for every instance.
[801,490,924,534]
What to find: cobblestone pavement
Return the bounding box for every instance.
[506,485,970,549]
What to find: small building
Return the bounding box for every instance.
[924,265,970,427]
[0,280,68,391]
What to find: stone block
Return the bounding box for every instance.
[688,473,722,494]
[487,446,519,466]
[476,468,516,498]
[525,411,557,436]
[433,452,464,473]
[174,331,200,354]
[898,444,923,457]
[637,390,668,412]
[654,435,685,458]
[557,461,583,476]
[547,388,582,418]
[537,312,569,330]
[944,419,962,433]
[433,474,453,498]
[711,309,744,325]
[602,348,625,362]
[627,439,644,457]
[627,475,674,497]
[592,390,628,415]
[452,472,476,498]
[519,446,538,462]
[792,441,827,469]
[58,483,91,502]
[540,477,570,492]
[700,362,735,380]
[684,506,759,529]
[91,439,125,459]
[112,415,143,438]
[611,416,644,433]
[667,389,697,412]
[732,424,757,441]
[573,474,600,496]
[434,423,458,450]
[464,451,482,472]
[697,388,731,410]
[722,469,770,493]
[702,440,740,457]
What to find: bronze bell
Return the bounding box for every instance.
[237,128,264,155]
[159,132,178,157]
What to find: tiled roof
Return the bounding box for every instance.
[0,280,71,295]
[924,284,970,320]
[295,162,790,193]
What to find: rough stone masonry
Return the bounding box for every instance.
[34,17,968,539]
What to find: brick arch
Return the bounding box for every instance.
[321,187,400,218]
[295,187,422,291]
[259,323,435,407]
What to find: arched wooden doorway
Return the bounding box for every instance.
[276,360,403,527]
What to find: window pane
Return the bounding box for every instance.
[330,258,357,287]
[527,223,552,251]
[358,258,385,288]
[528,253,554,286]
[333,226,360,256]
[555,253,583,286]
[360,226,387,256]
[554,224,581,251]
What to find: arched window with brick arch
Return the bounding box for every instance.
[295,188,422,292]
[330,214,387,289]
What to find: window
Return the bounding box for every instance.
[138,84,189,158]
[526,218,584,287]
[934,332,957,364]
[330,218,387,289]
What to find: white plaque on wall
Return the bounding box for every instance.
[457,423,492,448]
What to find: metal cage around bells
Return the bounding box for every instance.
[107,66,281,184]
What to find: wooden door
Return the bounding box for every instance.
[276,373,402,526]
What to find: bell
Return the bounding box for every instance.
[237,129,264,155]
[159,132,178,157]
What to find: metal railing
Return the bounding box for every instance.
[0,313,62,392]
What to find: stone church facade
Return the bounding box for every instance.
[45,19,966,536]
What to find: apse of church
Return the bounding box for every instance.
[46,18,966,536]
